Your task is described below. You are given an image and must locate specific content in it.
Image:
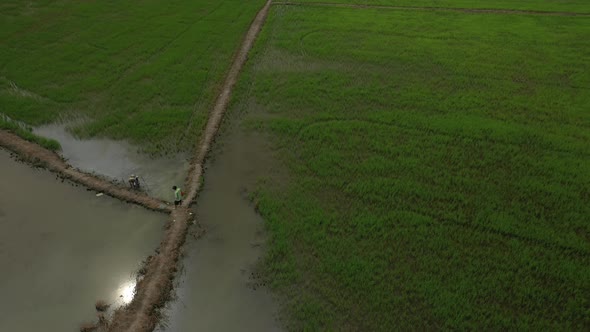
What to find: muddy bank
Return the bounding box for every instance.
[35,124,189,200]
[0,130,170,212]
[0,150,164,332]
[107,207,192,331]
[157,127,280,331]
[107,1,273,330]
[182,0,273,205]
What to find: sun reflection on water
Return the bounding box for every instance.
[117,280,136,304]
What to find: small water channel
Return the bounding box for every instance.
[157,127,281,331]
[0,149,164,331]
[34,124,189,201]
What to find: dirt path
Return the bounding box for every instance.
[0,0,272,329]
[182,0,273,205]
[0,130,170,213]
[273,1,590,16]
[107,1,273,331]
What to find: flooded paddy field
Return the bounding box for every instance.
[0,149,164,331]
[35,124,189,201]
[157,127,281,331]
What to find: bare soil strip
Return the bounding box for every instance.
[0,130,170,213]
[107,1,273,331]
[183,0,273,206]
[273,1,590,16]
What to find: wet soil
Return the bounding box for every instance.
[0,149,164,332]
[0,130,170,212]
[157,128,280,331]
[182,0,273,205]
[35,124,189,201]
[0,0,272,329]
[108,1,273,330]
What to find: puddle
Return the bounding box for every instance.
[157,127,281,331]
[0,149,164,331]
[34,124,189,201]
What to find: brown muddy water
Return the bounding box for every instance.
[34,124,189,201]
[157,128,281,331]
[0,149,164,331]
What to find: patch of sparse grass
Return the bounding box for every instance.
[0,116,61,151]
[1,0,266,153]
[230,4,590,330]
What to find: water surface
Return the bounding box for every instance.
[35,124,189,201]
[158,128,281,331]
[0,149,164,331]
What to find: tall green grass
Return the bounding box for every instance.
[230,4,590,330]
[1,0,266,154]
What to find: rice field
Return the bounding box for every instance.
[2,0,589,330]
[0,0,266,154]
[284,0,590,13]
[228,3,590,330]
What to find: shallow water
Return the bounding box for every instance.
[157,128,281,331]
[0,149,164,331]
[34,124,189,201]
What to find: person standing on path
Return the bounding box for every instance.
[172,185,183,208]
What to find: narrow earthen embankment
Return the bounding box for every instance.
[183,0,273,205]
[0,130,170,213]
[106,207,191,331]
[107,1,273,331]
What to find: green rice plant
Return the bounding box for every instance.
[286,0,590,13]
[0,0,266,153]
[229,4,590,330]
